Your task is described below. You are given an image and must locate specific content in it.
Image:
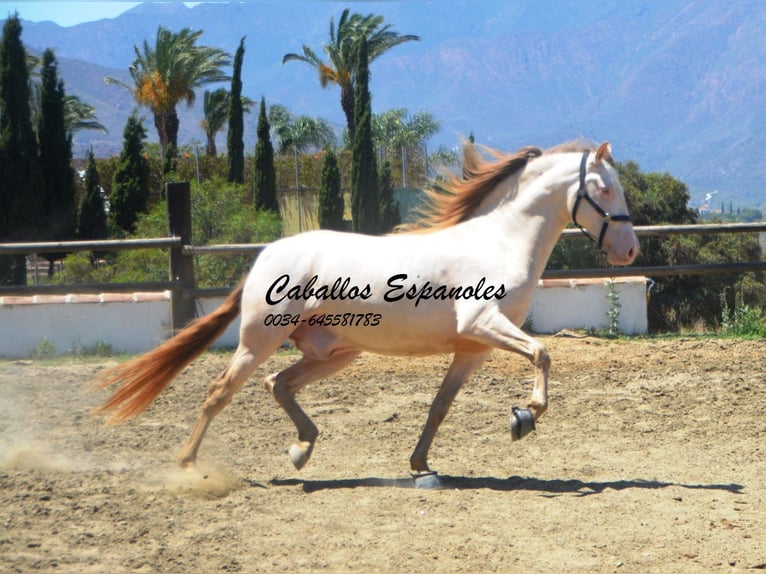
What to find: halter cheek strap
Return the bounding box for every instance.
[571,150,632,249]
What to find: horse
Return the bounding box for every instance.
[93,140,639,488]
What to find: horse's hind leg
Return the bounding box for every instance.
[177,337,283,468]
[264,350,360,470]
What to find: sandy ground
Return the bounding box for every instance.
[1,336,764,573]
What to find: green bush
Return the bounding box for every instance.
[720,289,766,337]
[56,177,281,288]
[32,337,56,359]
[119,177,280,287]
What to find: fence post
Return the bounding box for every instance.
[166,182,196,333]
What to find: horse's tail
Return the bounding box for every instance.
[93,279,245,423]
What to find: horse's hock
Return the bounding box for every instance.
[0,277,647,359]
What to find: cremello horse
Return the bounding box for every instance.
[95,140,639,487]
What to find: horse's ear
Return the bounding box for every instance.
[595,141,612,164]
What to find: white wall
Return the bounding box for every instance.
[0,277,647,358]
[0,292,173,358]
[529,276,648,335]
[197,296,242,348]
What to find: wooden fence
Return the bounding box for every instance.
[1,182,765,332]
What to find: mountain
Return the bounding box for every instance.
[7,0,766,209]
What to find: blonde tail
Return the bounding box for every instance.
[93,280,245,422]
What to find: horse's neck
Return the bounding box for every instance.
[471,153,578,279]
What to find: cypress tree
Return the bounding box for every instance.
[378,160,400,233]
[227,36,245,183]
[111,111,149,234]
[350,37,378,234]
[38,49,77,247]
[0,14,42,285]
[253,97,278,212]
[78,148,107,243]
[318,147,344,231]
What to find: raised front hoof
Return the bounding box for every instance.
[510,407,536,442]
[288,441,314,471]
[412,471,443,490]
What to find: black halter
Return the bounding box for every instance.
[571,150,632,249]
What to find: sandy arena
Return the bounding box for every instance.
[1,336,764,573]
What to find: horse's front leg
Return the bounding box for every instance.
[463,308,550,423]
[410,351,489,478]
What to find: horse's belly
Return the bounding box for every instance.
[289,316,465,358]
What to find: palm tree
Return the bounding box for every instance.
[200,88,229,156]
[106,26,230,157]
[64,95,107,134]
[282,9,418,145]
[269,104,336,190]
[372,107,407,160]
[200,88,253,157]
[373,108,439,186]
[269,104,335,232]
[27,54,106,134]
[270,105,336,155]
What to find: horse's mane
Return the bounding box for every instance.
[399,138,604,233]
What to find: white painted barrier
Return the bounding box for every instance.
[529,276,648,335]
[0,292,173,358]
[0,276,647,358]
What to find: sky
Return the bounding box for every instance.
[0,2,200,27]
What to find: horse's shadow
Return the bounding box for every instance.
[267,474,744,496]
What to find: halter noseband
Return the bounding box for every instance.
[571,150,631,248]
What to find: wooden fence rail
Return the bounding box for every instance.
[1,183,764,331]
[564,222,766,238]
[0,237,182,255]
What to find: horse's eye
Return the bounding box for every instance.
[601,187,612,195]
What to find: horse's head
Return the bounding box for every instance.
[568,142,639,266]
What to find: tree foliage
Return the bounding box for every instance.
[283,8,418,145]
[269,104,336,196]
[378,160,400,233]
[372,108,440,187]
[64,94,106,134]
[227,36,245,181]
[78,148,108,243]
[0,14,42,284]
[110,111,150,234]
[58,177,282,288]
[350,37,378,234]
[107,26,230,157]
[253,97,278,212]
[318,147,344,231]
[38,49,77,246]
[201,88,229,157]
[269,105,336,155]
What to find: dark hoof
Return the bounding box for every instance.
[412,471,443,490]
[510,407,536,441]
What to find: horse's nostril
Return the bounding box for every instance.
[627,247,635,259]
